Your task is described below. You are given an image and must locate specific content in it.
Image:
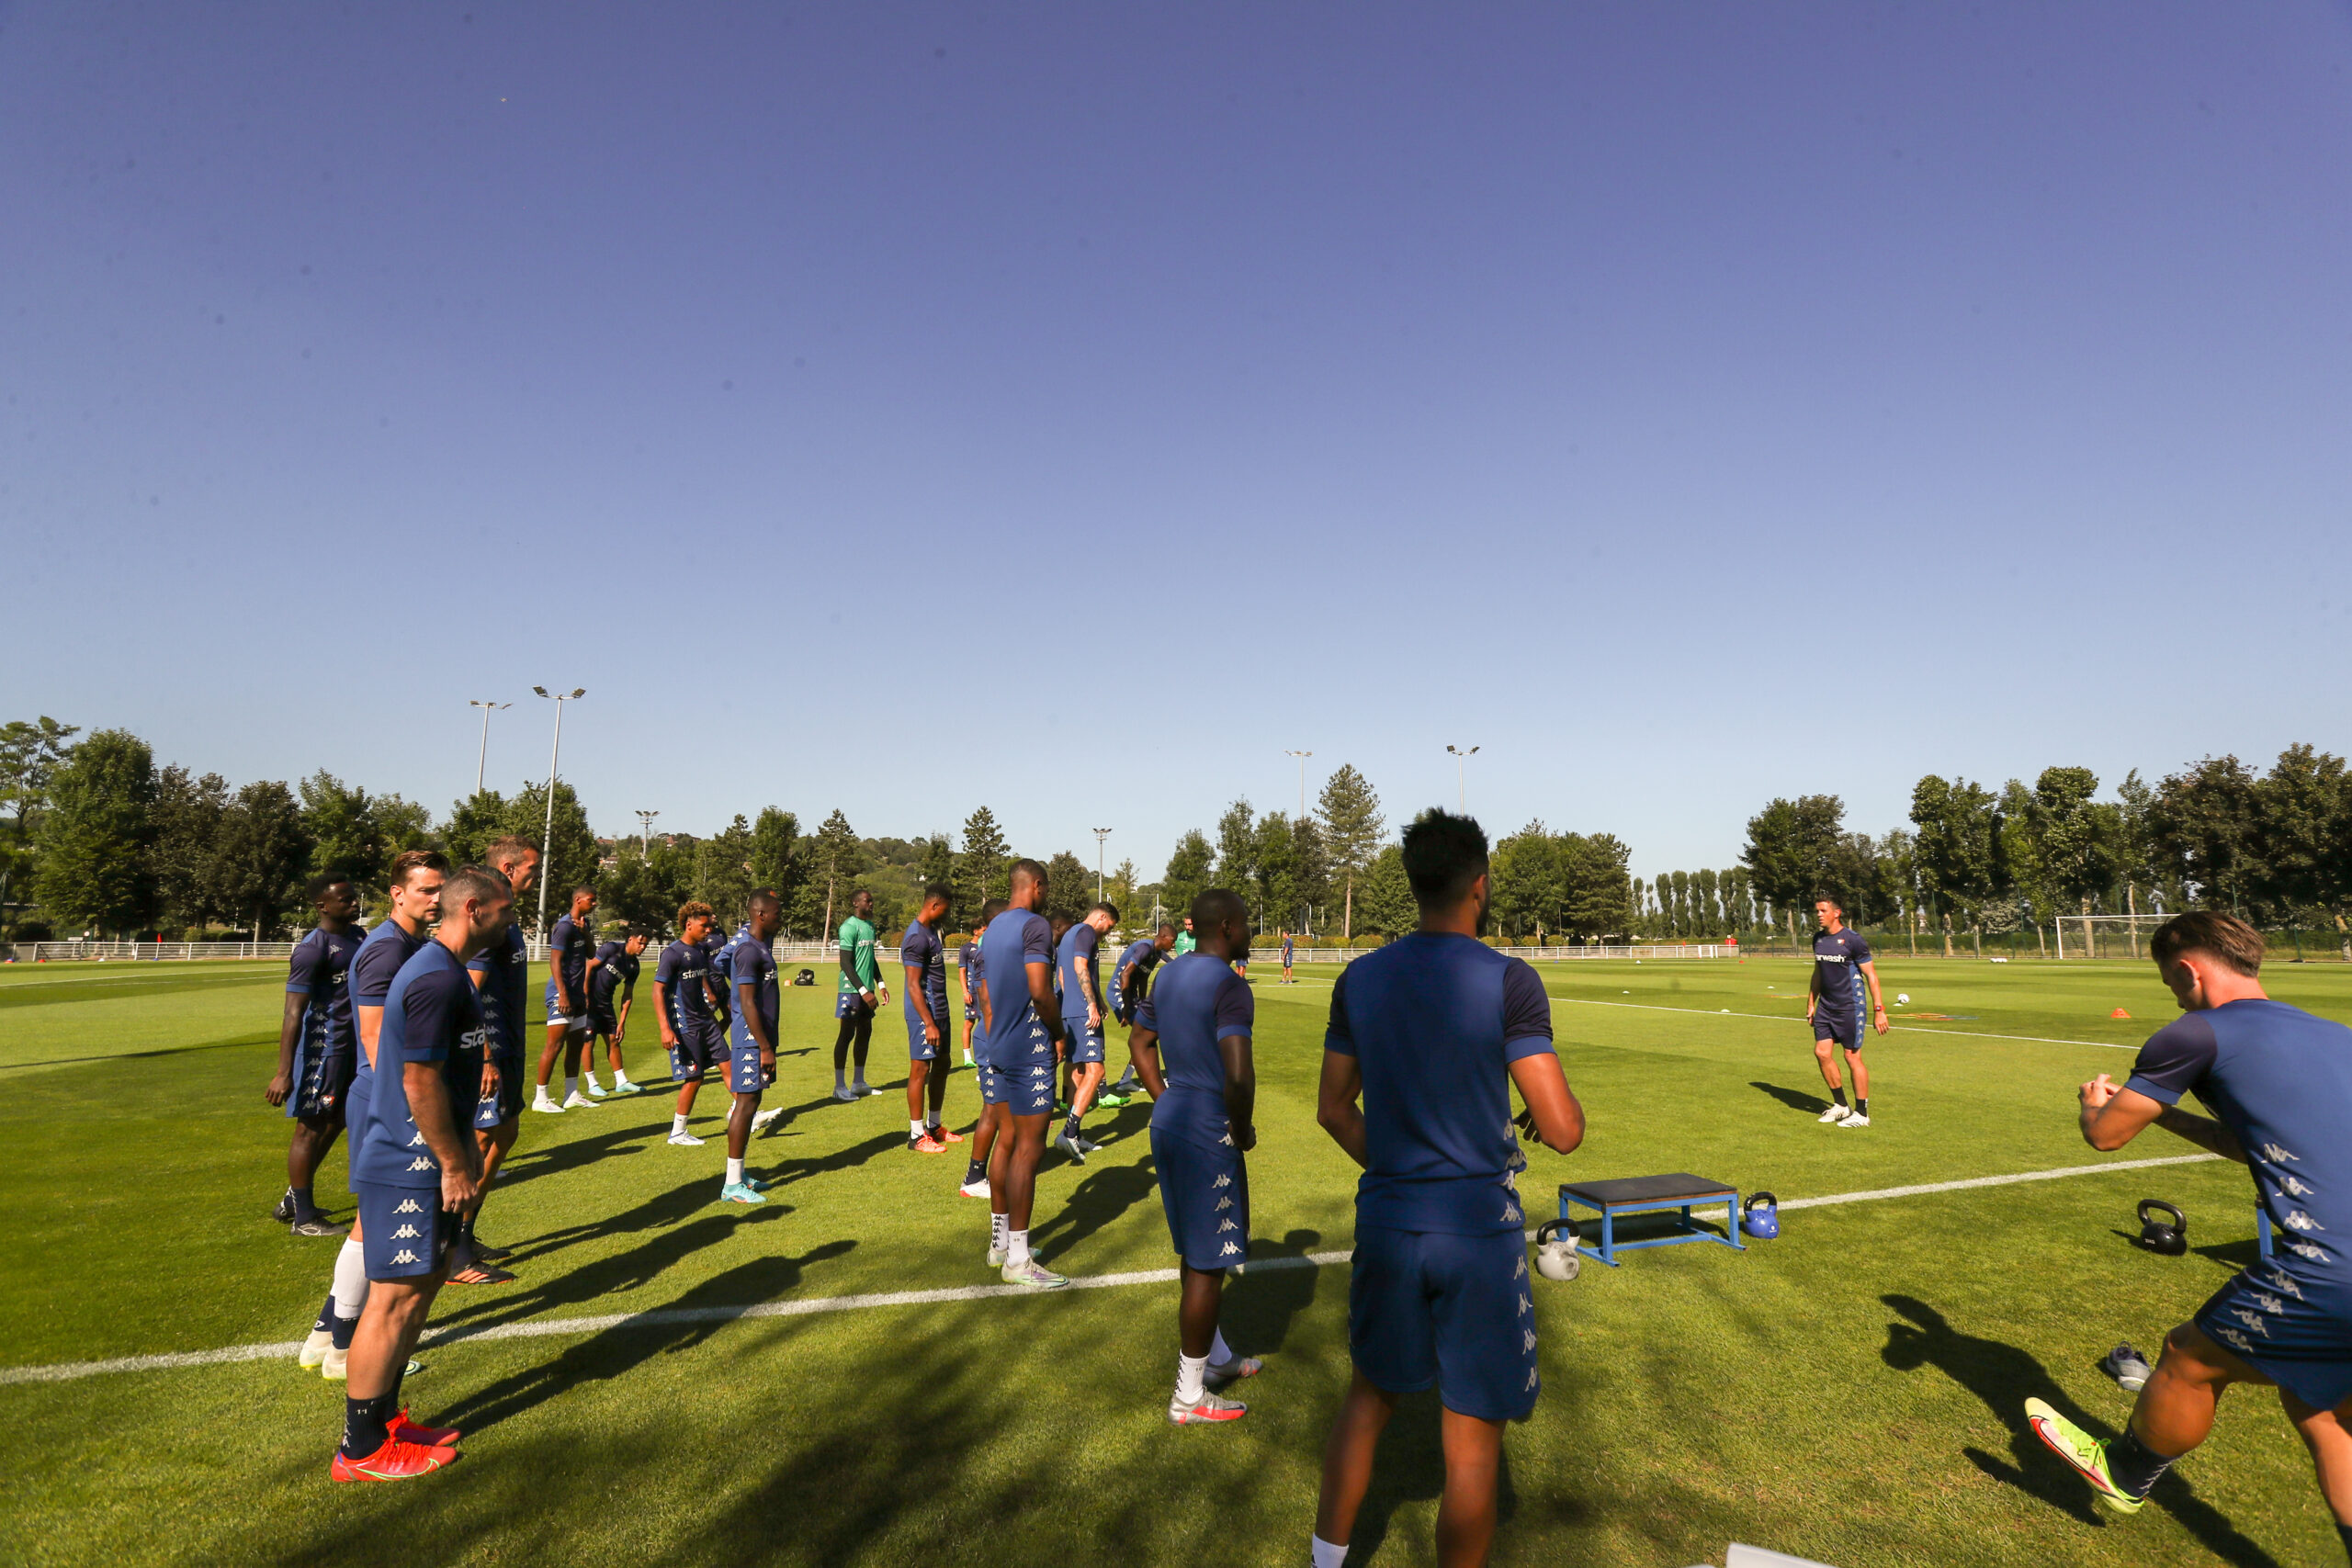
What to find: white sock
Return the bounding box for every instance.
[1007,1229,1031,1266]
[726,1157,744,1186]
[613,1071,631,1088]
[672,1113,689,1136]
[332,1238,367,1320]
[910,1119,926,1139]
[990,1213,1008,1249]
[584,1070,603,1090]
[1176,1352,1208,1403]
[1210,1327,1233,1366]
[536,1083,556,1102]
[563,1076,578,1100]
[1311,1537,1348,1568]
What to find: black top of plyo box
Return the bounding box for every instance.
[1559,1174,1736,1207]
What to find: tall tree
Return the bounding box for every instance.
[35,729,158,937]
[1214,798,1258,906]
[1910,774,1997,955]
[956,806,1009,916]
[1742,795,1844,947]
[695,815,757,929]
[441,788,512,871]
[2254,744,2348,935]
[2146,755,2263,914]
[505,778,599,931]
[1045,850,1093,925]
[917,831,955,916]
[810,809,864,935]
[1691,868,1720,935]
[300,771,429,890]
[751,807,803,914]
[151,766,230,933]
[600,839,693,937]
[1316,764,1385,943]
[1356,843,1417,937]
[1160,829,1216,925]
[2029,766,2120,917]
[1559,834,1633,939]
[1254,810,1299,932]
[1490,823,1560,942]
[210,780,312,940]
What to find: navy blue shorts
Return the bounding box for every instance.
[1066,1016,1105,1066]
[729,1037,774,1095]
[1153,1123,1248,1270]
[1350,1225,1540,1423]
[979,1060,1055,1115]
[345,1068,373,1153]
[907,1008,950,1061]
[286,1044,355,1122]
[355,1182,452,1281]
[836,991,874,1021]
[544,986,590,1032]
[491,1049,524,1123]
[670,1016,724,1081]
[1813,997,1863,1050]
[587,1004,619,1036]
[456,1050,501,1133]
[2196,1265,2352,1412]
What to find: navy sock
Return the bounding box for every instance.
[1063,1113,1081,1140]
[314,1292,337,1335]
[330,1311,357,1351]
[341,1393,394,1458]
[964,1159,984,1185]
[2107,1426,2177,1499]
[291,1185,318,1221]
[459,1213,477,1247]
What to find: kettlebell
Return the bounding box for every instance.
[1533,1219,1580,1281]
[2137,1199,2188,1257]
[1742,1191,1780,1240]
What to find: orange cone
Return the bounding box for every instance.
[2110,1008,2132,1020]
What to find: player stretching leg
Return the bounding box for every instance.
[588,931,647,1096]
[453,836,540,1284]
[832,889,887,1100]
[900,885,963,1154]
[2028,913,2352,1558]
[657,903,722,1146]
[531,886,603,1111]
[314,852,446,1381]
[1101,922,1174,1107]
[1129,889,1264,1423]
[719,891,784,1205]
[1054,902,1118,1161]
[979,863,1069,1287]
[271,876,364,1240]
[958,916,985,1069]
[1312,810,1584,1568]
[1807,896,1888,1126]
[332,864,511,1481]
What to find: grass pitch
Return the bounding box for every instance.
[3,950,2348,1567]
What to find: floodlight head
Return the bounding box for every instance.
[570,688,585,698]
[533,685,549,697]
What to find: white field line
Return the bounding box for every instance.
[1543,994,2142,1051]
[0,1156,2229,1388]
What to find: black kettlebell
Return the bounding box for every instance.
[2137,1199,2188,1257]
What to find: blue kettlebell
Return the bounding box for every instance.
[1742,1191,1780,1240]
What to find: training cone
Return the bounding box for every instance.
[2111,1008,2132,1019]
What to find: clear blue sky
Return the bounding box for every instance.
[6,3,2348,881]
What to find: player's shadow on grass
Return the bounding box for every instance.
[1879,1294,2283,1568]
[1225,1229,1325,1355]
[1749,1080,1831,1116]
[494,1116,675,1190]
[1341,1388,1521,1565]
[431,1239,856,1435]
[747,1087,865,1141]
[1031,1156,1159,1265]
[759,1126,903,1187]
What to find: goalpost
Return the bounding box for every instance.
[2053,913,2169,962]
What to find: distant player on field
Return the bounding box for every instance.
[1129,888,1265,1423]
[1807,895,1888,1128]
[901,884,964,1154]
[958,914,986,1069]
[531,885,603,1112]
[832,889,887,1100]
[718,890,785,1205]
[270,874,365,1237]
[1101,922,1176,1106]
[587,931,648,1096]
[958,898,1007,1199]
[978,863,1069,1288]
[1311,810,1584,1568]
[1172,916,1196,956]
[657,902,723,1146]
[1280,929,1296,985]
[330,863,510,1482]
[455,835,539,1283]
[2029,913,2352,1556]
[1054,901,1119,1162]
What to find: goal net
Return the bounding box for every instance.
[2053,914,2169,961]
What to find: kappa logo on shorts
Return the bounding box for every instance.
[1515,1256,1527,1279]
[2287,1211,2326,1232]
[1517,1293,1531,1316]
[1213,1174,1230,1189]
[1525,1368,1540,1392]
[406,1156,434,1172]
[1217,1219,1238,1233]
[2263,1142,2301,1163]
[391,1224,421,1240]
[1219,1241,1242,1258]
[390,1249,420,1265]
[1216,1196,1233,1212]
[2282,1175,2315,1198]
[2231,1309,2272,1336]
[2218,1326,2255,1353]
[2290,1241,2329,1262]
[1501,1202,1521,1224]
[1522,1327,1538,1353]
[2264,1269,2306,1299]
[1217,1131,1236,1147]
[2253,1292,2288,1315]
[394,1198,423,1213]
[406,1132,426,1146]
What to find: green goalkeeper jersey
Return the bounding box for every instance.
[1171,929,1196,956]
[839,915,879,994]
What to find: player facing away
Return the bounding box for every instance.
[1053,902,1119,1161]
[302,851,447,1380]
[331,864,512,1482]
[1312,810,1584,1568]
[1101,922,1176,1107]
[531,885,603,1111]
[657,902,724,1146]
[958,917,986,1069]
[957,898,1008,1198]
[269,875,364,1236]
[900,883,964,1154]
[1128,888,1266,1423]
[719,890,785,1205]
[2028,913,2352,1555]
[453,835,540,1285]
[586,931,647,1096]
[978,863,1069,1288]
[1279,929,1297,985]
[832,888,888,1100]
[1807,895,1888,1127]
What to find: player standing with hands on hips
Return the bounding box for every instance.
[2029,912,2352,1559]
[1808,895,1888,1127]
[833,889,887,1100]
[1311,810,1583,1568]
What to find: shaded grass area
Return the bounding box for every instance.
[3,957,2350,1564]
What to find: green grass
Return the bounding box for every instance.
[3,952,2349,1566]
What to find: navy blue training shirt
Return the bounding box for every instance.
[465,923,530,1057]
[979,908,1056,1067]
[729,933,779,1048]
[1057,920,1105,1021]
[590,940,639,1010]
[657,939,716,1023]
[287,924,365,1059]
[2127,999,2352,1299]
[1325,932,1555,1235]
[352,941,485,1188]
[546,911,593,1010]
[1138,952,1254,1142]
[1813,926,1871,1010]
[351,919,430,1079]
[959,938,982,998]
[900,916,949,1025]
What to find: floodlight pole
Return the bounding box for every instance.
[1092,828,1112,904]
[531,686,586,936]
[469,700,510,795]
[636,809,659,854]
[1447,744,1480,813]
[1284,749,1312,821]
